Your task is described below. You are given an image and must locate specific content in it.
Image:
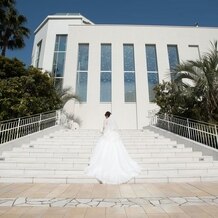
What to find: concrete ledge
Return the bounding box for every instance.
[146,125,218,160]
[0,125,63,155]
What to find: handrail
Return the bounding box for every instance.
[150,113,218,149]
[0,110,60,144]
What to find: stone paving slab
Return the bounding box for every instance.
[0,183,218,217]
[0,196,217,208]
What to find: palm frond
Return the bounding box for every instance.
[174,40,218,122]
[58,87,80,107]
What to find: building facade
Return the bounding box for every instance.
[32,13,218,129]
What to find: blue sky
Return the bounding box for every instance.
[7,0,218,66]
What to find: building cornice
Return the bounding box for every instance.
[34,13,94,34]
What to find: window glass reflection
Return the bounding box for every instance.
[100,44,112,102]
[52,35,67,79]
[100,71,111,102]
[167,45,179,81]
[123,44,136,102]
[76,44,89,102]
[145,45,159,102]
[124,72,136,102]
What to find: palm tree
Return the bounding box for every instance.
[0,0,30,56]
[0,0,14,30]
[59,87,80,108]
[57,87,81,128]
[175,41,218,122]
[0,0,15,12]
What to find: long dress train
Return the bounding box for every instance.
[85,117,140,184]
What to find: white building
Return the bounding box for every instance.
[32,13,218,130]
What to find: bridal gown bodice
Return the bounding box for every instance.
[85,117,140,184]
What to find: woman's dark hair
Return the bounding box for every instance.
[105,111,111,118]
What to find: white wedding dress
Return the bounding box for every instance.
[85,116,140,184]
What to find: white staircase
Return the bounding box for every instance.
[0,128,218,183]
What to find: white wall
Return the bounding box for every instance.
[31,22,48,68]
[32,16,92,71]
[33,18,218,129]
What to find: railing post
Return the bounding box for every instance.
[166,114,170,131]
[187,118,191,139]
[154,114,157,126]
[215,124,218,147]
[150,114,154,126]
[39,114,42,131]
[56,110,61,125]
[16,118,21,139]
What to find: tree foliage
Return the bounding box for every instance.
[154,41,218,123]
[0,0,30,56]
[0,56,61,120]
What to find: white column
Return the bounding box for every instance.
[134,42,148,129]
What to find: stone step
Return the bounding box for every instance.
[43,135,164,139]
[0,167,218,177]
[29,141,177,147]
[13,147,191,153]
[134,174,218,183]
[44,133,162,137]
[3,155,213,163]
[0,161,217,170]
[45,131,160,135]
[0,175,98,183]
[52,130,154,134]
[0,173,218,184]
[2,151,202,158]
[0,127,217,183]
[22,144,185,149]
[34,139,174,144]
[41,133,165,138]
[12,146,192,152]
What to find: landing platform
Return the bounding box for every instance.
[0,182,217,217]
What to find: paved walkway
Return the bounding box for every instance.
[0,182,218,217]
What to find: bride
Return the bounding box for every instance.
[85,111,140,184]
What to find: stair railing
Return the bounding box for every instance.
[150,113,218,149]
[0,110,60,144]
